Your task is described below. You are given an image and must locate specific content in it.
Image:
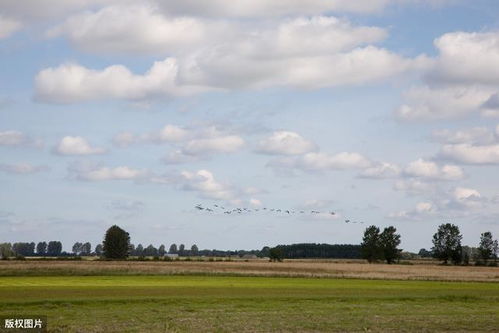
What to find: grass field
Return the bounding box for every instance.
[0,261,498,332]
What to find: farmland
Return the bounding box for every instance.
[0,261,498,332]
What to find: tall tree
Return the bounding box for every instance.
[179,244,185,256]
[158,245,166,257]
[47,241,62,256]
[95,244,103,256]
[0,243,13,258]
[81,242,92,256]
[103,225,130,259]
[478,232,495,264]
[432,223,462,265]
[361,225,382,263]
[191,244,199,256]
[144,244,158,257]
[380,226,401,264]
[135,244,144,256]
[36,242,47,256]
[269,247,283,262]
[72,242,82,255]
[169,243,178,254]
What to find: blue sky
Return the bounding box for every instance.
[1,0,499,252]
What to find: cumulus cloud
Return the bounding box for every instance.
[55,136,106,155]
[256,131,317,155]
[269,151,371,172]
[429,32,499,85]
[396,32,499,121]
[393,179,436,195]
[179,169,237,201]
[36,13,430,103]
[182,135,245,155]
[389,201,436,220]
[69,162,147,181]
[358,162,400,179]
[47,4,225,55]
[432,127,495,145]
[34,59,212,103]
[439,143,499,164]
[0,130,42,147]
[403,158,464,180]
[0,163,49,174]
[395,85,493,121]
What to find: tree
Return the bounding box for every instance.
[418,248,432,258]
[95,244,103,256]
[179,244,185,256]
[72,242,82,255]
[158,245,166,257]
[47,241,62,256]
[379,226,401,264]
[13,242,35,256]
[169,244,177,254]
[191,244,199,256]
[432,223,462,265]
[36,242,47,256]
[0,243,14,258]
[478,232,495,264]
[361,225,382,263]
[144,244,158,257]
[269,247,283,262]
[81,242,92,256]
[103,225,130,259]
[135,244,144,256]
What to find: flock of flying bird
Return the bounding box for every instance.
[194,203,365,224]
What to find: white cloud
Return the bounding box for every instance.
[359,162,400,179]
[0,163,49,174]
[36,14,429,103]
[34,60,212,103]
[75,165,147,181]
[0,130,26,146]
[256,131,317,155]
[404,158,464,180]
[55,136,105,155]
[0,130,42,147]
[389,201,436,220]
[179,169,237,201]
[439,143,499,164]
[432,127,495,145]
[430,32,499,85]
[395,85,493,121]
[0,16,21,39]
[47,4,223,55]
[269,151,371,172]
[182,135,244,155]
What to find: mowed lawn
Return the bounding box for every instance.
[0,275,498,332]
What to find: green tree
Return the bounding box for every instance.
[361,225,382,263]
[158,244,166,257]
[179,244,185,256]
[269,247,283,262]
[135,244,144,256]
[191,244,199,256]
[81,242,91,256]
[47,241,62,256]
[380,226,401,264]
[432,223,462,265]
[478,232,495,264]
[169,244,177,254]
[36,242,47,256]
[0,243,14,259]
[103,225,130,259]
[95,244,103,256]
[72,242,82,255]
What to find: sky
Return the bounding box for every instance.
[1,0,499,252]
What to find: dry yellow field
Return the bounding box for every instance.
[1,259,498,281]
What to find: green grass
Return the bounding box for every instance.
[0,275,498,332]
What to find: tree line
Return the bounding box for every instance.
[360,223,498,265]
